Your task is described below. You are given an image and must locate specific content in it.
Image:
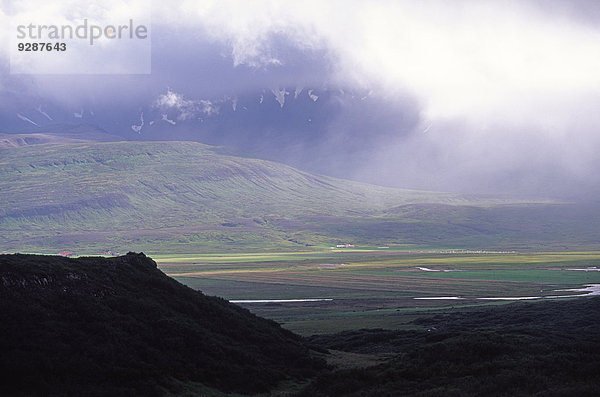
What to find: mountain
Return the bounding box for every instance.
[0,86,417,178]
[1,139,599,254]
[0,252,324,396]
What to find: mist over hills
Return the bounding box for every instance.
[3,78,599,199]
[4,1,600,198]
[0,86,417,182]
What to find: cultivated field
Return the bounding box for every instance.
[158,249,600,335]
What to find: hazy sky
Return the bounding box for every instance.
[2,0,600,198]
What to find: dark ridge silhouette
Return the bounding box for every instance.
[0,253,324,396]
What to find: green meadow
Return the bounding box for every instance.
[159,249,600,335]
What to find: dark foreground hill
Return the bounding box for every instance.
[305,296,600,397]
[0,253,323,396]
[2,253,600,396]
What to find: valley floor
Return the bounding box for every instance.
[159,249,600,335]
[165,250,600,396]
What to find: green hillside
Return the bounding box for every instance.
[1,141,598,254]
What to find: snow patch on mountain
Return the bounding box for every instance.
[271,88,289,108]
[131,112,144,134]
[161,114,176,125]
[16,113,39,126]
[36,105,53,121]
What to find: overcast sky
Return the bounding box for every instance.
[2,0,600,199]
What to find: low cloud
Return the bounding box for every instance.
[2,1,600,198]
[154,89,219,120]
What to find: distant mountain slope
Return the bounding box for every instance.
[28,123,125,141]
[0,133,78,148]
[1,140,597,253]
[0,125,123,148]
[0,140,482,253]
[0,253,323,396]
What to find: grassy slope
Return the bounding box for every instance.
[1,141,598,254]
[0,141,470,253]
